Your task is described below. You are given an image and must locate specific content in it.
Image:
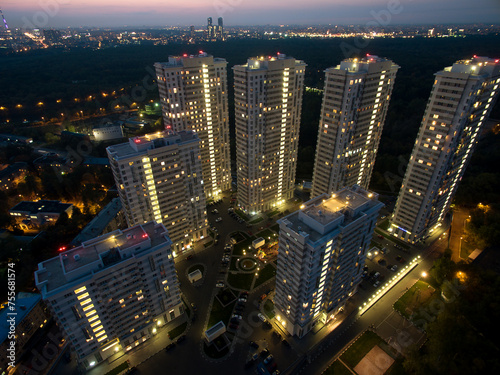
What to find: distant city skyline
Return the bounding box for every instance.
[3,0,500,28]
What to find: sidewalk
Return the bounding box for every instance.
[86,314,188,375]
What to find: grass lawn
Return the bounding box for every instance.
[323,360,352,375]
[267,209,280,217]
[263,299,275,319]
[230,256,239,271]
[233,236,257,256]
[254,264,276,288]
[187,264,205,275]
[183,298,191,317]
[168,322,187,339]
[208,298,237,328]
[393,280,436,319]
[249,217,264,225]
[203,340,230,359]
[104,362,129,375]
[255,228,276,241]
[374,229,410,249]
[235,209,250,221]
[379,219,390,230]
[270,224,280,233]
[216,288,237,306]
[227,272,255,291]
[386,358,409,375]
[340,331,385,368]
[232,231,247,243]
[460,239,476,259]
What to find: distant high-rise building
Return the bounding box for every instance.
[218,17,223,40]
[274,185,383,338]
[233,54,306,214]
[207,17,213,39]
[0,7,13,49]
[43,29,61,45]
[107,131,208,254]
[390,56,500,243]
[311,55,399,197]
[155,53,231,199]
[35,222,183,370]
[190,25,195,39]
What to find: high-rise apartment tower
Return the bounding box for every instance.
[233,54,306,214]
[107,131,208,254]
[155,53,231,199]
[35,222,183,370]
[390,56,500,243]
[274,185,383,338]
[311,55,399,197]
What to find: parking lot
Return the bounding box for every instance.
[359,235,415,293]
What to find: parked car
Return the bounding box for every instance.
[191,303,197,311]
[186,254,194,260]
[232,314,243,319]
[391,264,398,272]
[260,348,270,357]
[250,341,259,349]
[378,259,386,266]
[258,313,267,322]
[176,335,186,344]
[165,343,176,351]
[264,354,274,364]
[216,217,223,222]
[373,280,380,288]
[216,281,225,288]
[238,297,247,302]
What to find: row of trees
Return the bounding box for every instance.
[404,253,500,374]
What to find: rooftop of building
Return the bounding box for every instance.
[35,222,172,296]
[445,56,500,76]
[10,200,73,214]
[70,198,122,246]
[0,162,28,179]
[280,185,382,241]
[0,292,42,344]
[155,52,226,68]
[93,121,123,130]
[107,130,198,159]
[236,53,306,71]
[330,54,399,74]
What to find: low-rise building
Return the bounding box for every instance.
[71,198,126,246]
[0,162,28,190]
[92,122,124,142]
[9,200,73,228]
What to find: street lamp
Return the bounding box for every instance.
[421,271,427,278]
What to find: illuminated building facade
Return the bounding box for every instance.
[274,185,382,338]
[107,131,208,254]
[390,56,500,243]
[155,53,231,199]
[311,55,399,197]
[233,54,306,214]
[34,222,183,370]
